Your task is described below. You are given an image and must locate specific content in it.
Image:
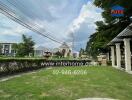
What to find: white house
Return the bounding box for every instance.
[34,46,59,57]
[59,42,71,57]
[34,42,71,58]
[0,42,16,56]
[107,23,132,72]
[72,50,79,58]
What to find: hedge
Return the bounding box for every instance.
[0,58,91,77]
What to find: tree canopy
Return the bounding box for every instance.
[14,34,35,57]
[86,0,132,58]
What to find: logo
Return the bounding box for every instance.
[111,5,124,17]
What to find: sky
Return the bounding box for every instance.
[0,0,103,51]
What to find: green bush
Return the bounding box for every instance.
[107,61,112,65]
[0,58,91,77]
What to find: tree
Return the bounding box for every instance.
[86,0,132,57]
[55,51,62,58]
[79,48,85,57]
[16,34,35,57]
[62,49,66,57]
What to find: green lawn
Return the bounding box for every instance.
[0,66,132,100]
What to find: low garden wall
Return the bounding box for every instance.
[0,58,91,76]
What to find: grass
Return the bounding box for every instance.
[0,66,132,100]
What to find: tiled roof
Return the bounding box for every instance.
[117,23,132,38]
[107,37,123,46]
[111,37,123,43]
[0,42,16,44]
[107,42,114,46]
[35,46,48,50]
[107,23,132,46]
[107,35,132,46]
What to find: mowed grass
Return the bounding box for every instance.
[0,66,132,100]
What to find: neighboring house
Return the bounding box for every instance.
[59,42,71,57]
[0,42,16,56]
[0,42,72,58]
[34,46,47,57]
[72,50,79,58]
[97,53,107,66]
[34,46,59,57]
[35,42,71,58]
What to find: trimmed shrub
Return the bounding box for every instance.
[0,58,91,76]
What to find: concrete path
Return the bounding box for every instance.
[0,67,53,82]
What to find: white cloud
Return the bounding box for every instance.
[67,1,102,34]
[30,18,66,42]
[65,1,103,50]
[0,1,103,51]
[0,14,30,36]
[0,26,29,36]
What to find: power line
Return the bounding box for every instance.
[9,0,65,44]
[0,1,63,44]
[6,0,63,43]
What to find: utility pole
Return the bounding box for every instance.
[72,32,74,51]
[70,32,74,54]
[68,32,75,57]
